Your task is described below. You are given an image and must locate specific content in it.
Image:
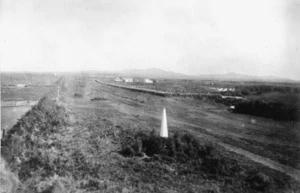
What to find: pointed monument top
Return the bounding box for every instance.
[160,108,168,138]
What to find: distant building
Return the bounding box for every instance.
[210,87,235,92]
[123,78,134,83]
[144,79,153,84]
[15,84,27,88]
[115,77,123,82]
[133,78,140,83]
[229,105,235,112]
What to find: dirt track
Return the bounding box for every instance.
[172,119,300,182]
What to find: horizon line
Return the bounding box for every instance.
[1,69,299,82]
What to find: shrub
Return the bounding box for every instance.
[90,97,107,101]
[118,129,243,177]
[0,159,21,193]
[73,93,83,98]
[119,129,213,161]
[245,170,273,192]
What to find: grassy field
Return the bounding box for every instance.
[88,75,300,170]
[0,72,59,86]
[1,87,57,101]
[100,76,300,95]
[1,73,300,192]
[1,72,62,101]
[101,76,300,121]
[1,106,32,131]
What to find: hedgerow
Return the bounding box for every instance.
[1,97,72,192]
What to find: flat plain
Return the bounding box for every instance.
[1,72,300,193]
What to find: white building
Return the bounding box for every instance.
[115,77,123,82]
[144,79,153,84]
[123,78,134,83]
[15,84,27,88]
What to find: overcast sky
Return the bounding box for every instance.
[0,0,299,79]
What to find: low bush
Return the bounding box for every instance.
[245,170,273,192]
[119,129,213,160]
[73,93,83,98]
[119,129,246,178]
[90,97,107,101]
[0,159,21,193]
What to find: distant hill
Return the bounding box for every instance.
[118,68,189,79]
[114,69,296,82]
[192,72,295,82]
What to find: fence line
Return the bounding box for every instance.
[1,100,38,107]
[95,80,222,98]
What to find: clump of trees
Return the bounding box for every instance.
[233,99,299,121]
[235,85,300,96]
[205,84,300,121]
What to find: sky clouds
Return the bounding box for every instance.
[0,0,299,79]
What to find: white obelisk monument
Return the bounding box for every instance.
[160,108,168,138]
